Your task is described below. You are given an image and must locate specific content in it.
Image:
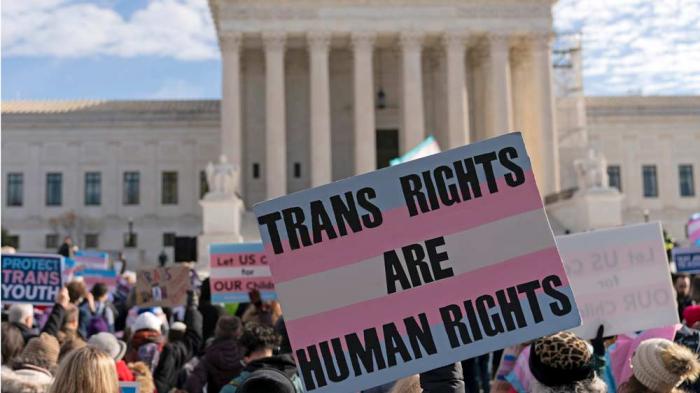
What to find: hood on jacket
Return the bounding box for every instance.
[244,354,298,380]
[205,338,243,371]
[1,366,53,393]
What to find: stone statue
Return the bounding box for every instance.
[574,149,609,192]
[205,155,240,199]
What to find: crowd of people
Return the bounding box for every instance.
[3,266,700,393]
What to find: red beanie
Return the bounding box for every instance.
[683,305,700,327]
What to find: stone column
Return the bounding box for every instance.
[443,32,470,148]
[400,31,425,153]
[351,32,376,174]
[263,31,287,198]
[308,31,332,186]
[221,32,243,193]
[487,33,514,137]
[531,33,560,195]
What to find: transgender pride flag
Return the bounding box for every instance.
[689,213,700,246]
[254,132,580,393]
[74,250,109,269]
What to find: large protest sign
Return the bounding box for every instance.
[2,253,63,305]
[135,265,191,307]
[254,132,580,393]
[673,247,700,273]
[74,250,109,269]
[556,222,677,339]
[209,242,276,303]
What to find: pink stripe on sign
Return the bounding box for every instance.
[209,252,268,268]
[284,247,568,349]
[268,171,541,283]
[210,277,275,295]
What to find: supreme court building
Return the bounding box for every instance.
[211,0,560,204]
[2,0,699,264]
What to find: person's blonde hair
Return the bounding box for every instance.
[48,346,118,393]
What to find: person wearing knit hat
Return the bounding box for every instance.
[683,305,700,329]
[529,332,607,393]
[88,332,135,382]
[1,333,60,393]
[620,338,700,393]
[125,312,164,371]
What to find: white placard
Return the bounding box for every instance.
[556,222,678,339]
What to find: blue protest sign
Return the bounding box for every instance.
[1,253,63,305]
[673,247,700,273]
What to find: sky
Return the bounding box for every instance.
[2,0,699,100]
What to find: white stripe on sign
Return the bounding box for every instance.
[277,208,555,321]
[210,266,272,278]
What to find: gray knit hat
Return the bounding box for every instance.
[632,338,700,392]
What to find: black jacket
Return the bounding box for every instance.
[40,303,64,339]
[152,306,203,393]
[420,362,465,393]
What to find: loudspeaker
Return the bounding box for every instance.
[174,236,197,263]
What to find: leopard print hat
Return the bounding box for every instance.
[529,332,594,387]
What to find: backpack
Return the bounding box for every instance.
[87,305,110,337]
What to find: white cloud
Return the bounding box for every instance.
[149,78,206,98]
[2,0,218,60]
[554,0,700,95]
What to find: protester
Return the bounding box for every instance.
[48,346,119,393]
[125,311,164,372]
[184,316,244,393]
[2,333,60,393]
[1,322,25,369]
[220,322,303,393]
[619,338,700,393]
[168,321,187,343]
[56,236,73,259]
[241,289,282,327]
[66,280,90,338]
[8,303,36,344]
[41,287,82,344]
[528,332,607,392]
[152,291,203,393]
[88,332,134,382]
[57,336,86,362]
[81,282,116,336]
[675,274,694,320]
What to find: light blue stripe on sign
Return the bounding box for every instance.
[210,242,264,255]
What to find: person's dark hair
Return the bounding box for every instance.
[238,322,282,357]
[67,281,87,304]
[91,283,109,299]
[215,316,242,340]
[675,273,691,283]
[1,322,25,366]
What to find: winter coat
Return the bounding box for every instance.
[419,362,465,393]
[183,337,244,393]
[152,306,202,393]
[198,302,225,343]
[219,354,304,393]
[1,365,54,393]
